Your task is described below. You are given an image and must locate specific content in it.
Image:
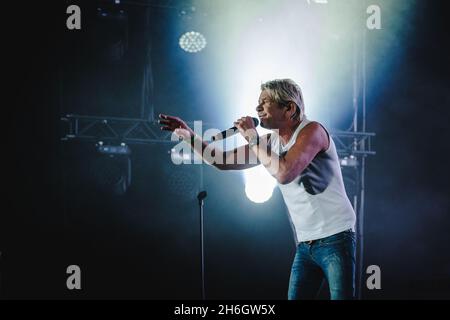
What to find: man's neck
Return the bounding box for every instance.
[279,119,302,145]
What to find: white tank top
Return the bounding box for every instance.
[270,117,356,243]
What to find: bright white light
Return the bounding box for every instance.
[207,1,354,197]
[179,31,207,53]
[244,166,276,203]
[185,0,415,203]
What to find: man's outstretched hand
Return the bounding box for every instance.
[158,114,194,141]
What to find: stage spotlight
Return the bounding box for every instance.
[245,182,274,204]
[244,167,276,204]
[179,31,207,53]
[97,141,131,155]
[340,155,358,167]
[91,142,132,195]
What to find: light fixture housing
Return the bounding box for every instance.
[179,31,207,53]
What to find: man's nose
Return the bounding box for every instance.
[256,103,263,112]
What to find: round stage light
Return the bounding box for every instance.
[244,166,276,203]
[179,31,207,53]
[245,181,274,204]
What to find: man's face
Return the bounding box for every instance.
[256,90,286,129]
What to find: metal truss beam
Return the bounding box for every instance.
[61,114,376,158]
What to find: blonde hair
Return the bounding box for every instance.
[261,79,305,121]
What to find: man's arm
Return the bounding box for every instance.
[185,131,273,171]
[159,114,263,171]
[238,120,329,184]
[210,135,272,170]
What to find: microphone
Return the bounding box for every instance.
[197,191,207,201]
[212,117,259,141]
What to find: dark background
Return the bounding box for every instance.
[1,0,449,299]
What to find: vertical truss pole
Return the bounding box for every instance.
[357,26,368,300]
[352,28,364,300]
[141,5,155,121]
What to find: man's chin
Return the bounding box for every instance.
[260,121,270,129]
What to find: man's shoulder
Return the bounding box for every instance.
[299,120,325,136]
[296,120,330,151]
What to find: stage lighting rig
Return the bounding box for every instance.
[340,155,358,168]
[92,141,132,195]
[97,141,131,155]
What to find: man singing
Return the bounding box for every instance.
[159,79,356,300]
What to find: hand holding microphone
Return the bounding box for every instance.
[212,116,259,141]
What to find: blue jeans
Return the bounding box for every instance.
[287,229,356,300]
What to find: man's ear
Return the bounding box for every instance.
[287,102,296,119]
